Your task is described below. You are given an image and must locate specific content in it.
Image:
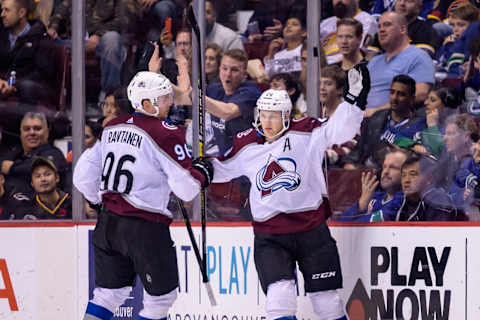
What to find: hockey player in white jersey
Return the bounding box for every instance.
[209,64,370,320]
[73,71,213,320]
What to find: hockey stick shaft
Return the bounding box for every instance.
[177,198,217,306]
[187,4,208,281]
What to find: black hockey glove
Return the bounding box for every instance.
[192,157,214,188]
[86,199,102,215]
[344,62,370,110]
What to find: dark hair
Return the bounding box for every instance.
[270,73,301,105]
[337,18,363,38]
[469,33,480,59]
[431,86,461,108]
[15,0,32,13]
[288,3,307,29]
[321,65,346,89]
[86,120,102,140]
[392,74,416,97]
[105,86,132,115]
[402,154,436,177]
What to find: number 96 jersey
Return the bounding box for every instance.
[73,114,203,221]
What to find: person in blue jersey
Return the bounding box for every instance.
[208,63,370,320]
[341,148,408,221]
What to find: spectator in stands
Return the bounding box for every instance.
[343,74,425,169]
[205,49,261,156]
[140,0,183,42]
[396,155,457,221]
[461,33,480,115]
[371,0,435,21]
[319,65,360,167]
[334,18,367,72]
[243,0,297,43]
[428,0,470,39]
[0,112,67,194]
[0,173,14,220]
[0,0,57,105]
[66,120,102,163]
[85,0,137,101]
[158,28,192,76]
[393,0,441,57]
[205,43,222,85]
[296,42,328,118]
[450,133,480,209]
[436,113,477,190]
[394,86,460,158]
[148,41,191,125]
[264,11,307,78]
[320,0,377,64]
[205,0,243,52]
[340,148,408,221]
[366,12,435,114]
[436,2,478,69]
[445,19,480,77]
[98,86,132,126]
[269,72,302,117]
[13,157,71,219]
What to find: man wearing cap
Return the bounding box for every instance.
[12,157,71,219]
[0,111,68,194]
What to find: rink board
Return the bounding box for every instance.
[0,222,477,319]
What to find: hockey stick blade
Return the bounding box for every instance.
[204,281,217,306]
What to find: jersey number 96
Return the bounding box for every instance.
[101,152,136,194]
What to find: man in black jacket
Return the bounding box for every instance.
[398,155,457,221]
[0,0,56,105]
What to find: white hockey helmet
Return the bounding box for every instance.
[253,89,292,138]
[127,71,173,117]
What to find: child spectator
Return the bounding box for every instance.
[320,65,360,166]
[263,14,306,78]
[437,2,479,70]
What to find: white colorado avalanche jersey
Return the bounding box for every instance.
[211,101,363,233]
[73,114,204,222]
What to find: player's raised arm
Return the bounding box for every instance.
[318,63,370,148]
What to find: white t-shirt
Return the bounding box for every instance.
[264,44,302,77]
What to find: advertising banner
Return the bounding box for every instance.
[0,223,479,320]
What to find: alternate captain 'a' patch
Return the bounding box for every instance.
[256,154,301,198]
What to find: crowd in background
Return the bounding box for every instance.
[2,0,480,221]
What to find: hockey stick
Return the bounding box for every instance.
[176,198,217,306]
[187,3,208,290]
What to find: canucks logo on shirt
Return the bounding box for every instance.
[256,154,301,198]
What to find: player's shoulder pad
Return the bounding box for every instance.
[290,116,328,133]
[221,128,259,160]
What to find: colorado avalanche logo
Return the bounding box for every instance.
[256,155,301,197]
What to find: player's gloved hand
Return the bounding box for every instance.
[192,157,214,188]
[86,199,102,215]
[344,62,370,110]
